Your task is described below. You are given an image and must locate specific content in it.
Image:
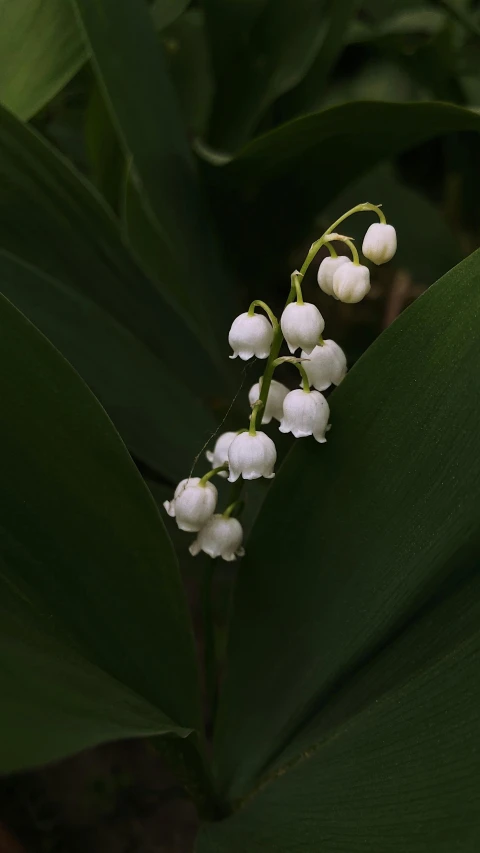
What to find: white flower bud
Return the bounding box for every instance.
[206,431,237,476]
[280,302,325,355]
[163,477,217,532]
[228,312,274,360]
[362,222,397,265]
[227,431,276,482]
[301,340,347,392]
[248,379,289,424]
[317,255,351,296]
[189,515,245,562]
[279,389,330,443]
[333,263,370,304]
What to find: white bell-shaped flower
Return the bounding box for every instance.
[362,222,397,265]
[333,262,370,304]
[317,255,351,296]
[206,431,237,476]
[227,431,276,482]
[163,477,217,532]
[189,515,245,562]
[248,379,289,424]
[228,312,274,360]
[301,340,347,391]
[280,302,325,355]
[279,389,330,443]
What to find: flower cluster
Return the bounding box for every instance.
[164,205,396,560]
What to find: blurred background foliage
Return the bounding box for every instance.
[1,0,480,850]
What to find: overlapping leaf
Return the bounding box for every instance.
[226,101,480,208]
[71,0,234,353]
[0,292,201,770]
[0,0,86,119]
[212,247,480,810]
[0,103,220,479]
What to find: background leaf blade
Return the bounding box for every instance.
[0,289,203,770]
[213,247,480,799]
[0,0,86,119]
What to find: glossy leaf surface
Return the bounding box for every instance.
[0,293,202,770]
[0,0,86,119]
[213,248,480,801]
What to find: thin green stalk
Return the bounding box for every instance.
[299,202,384,277]
[248,299,279,329]
[199,464,228,486]
[202,558,218,732]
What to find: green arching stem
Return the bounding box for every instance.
[248,400,264,436]
[223,501,241,519]
[325,241,338,258]
[247,299,279,329]
[326,233,360,265]
[272,356,311,393]
[299,202,384,278]
[254,279,297,420]
[318,335,325,347]
[297,362,311,393]
[292,271,304,305]
[242,201,386,466]
[199,464,228,486]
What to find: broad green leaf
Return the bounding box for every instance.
[213,247,480,799]
[0,103,222,477]
[71,0,234,355]
[206,0,330,150]
[2,613,188,773]
[279,0,361,118]
[84,80,124,212]
[162,9,214,136]
[0,291,202,770]
[0,250,216,482]
[151,0,190,31]
[226,101,480,208]
[199,570,480,851]
[0,0,86,120]
[202,0,268,77]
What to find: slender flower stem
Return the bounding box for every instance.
[248,400,264,435]
[296,362,311,393]
[299,202,385,278]
[240,202,385,461]
[223,501,241,518]
[325,241,337,258]
[255,281,296,417]
[325,233,360,265]
[292,271,304,304]
[199,464,228,486]
[273,356,311,392]
[202,558,218,732]
[247,299,279,329]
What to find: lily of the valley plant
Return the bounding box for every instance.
[164,204,397,559]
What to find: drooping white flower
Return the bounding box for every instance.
[333,263,370,304]
[189,515,245,562]
[301,340,347,391]
[163,477,217,532]
[227,431,276,482]
[228,312,274,360]
[280,302,325,355]
[317,256,351,296]
[248,379,289,424]
[206,431,237,476]
[362,223,397,265]
[279,389,330,443]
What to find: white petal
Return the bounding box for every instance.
[317,255,351,296]
[362,223,397,265]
